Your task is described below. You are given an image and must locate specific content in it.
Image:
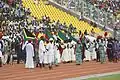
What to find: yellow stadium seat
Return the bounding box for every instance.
[22,0,104,35]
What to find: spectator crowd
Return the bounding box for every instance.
[86,0,120,15]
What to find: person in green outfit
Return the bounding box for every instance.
[75,40,83,65]
[98,39,106,64]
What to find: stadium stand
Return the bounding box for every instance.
[22,0,104,36]
[86,0,120,14]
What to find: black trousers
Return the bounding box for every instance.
[0,57,2,67]
[107,49,113,62]
[17,55,24,64]
[96,51,100,62]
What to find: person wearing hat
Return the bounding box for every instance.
[46,38,54,69]
[75,40,83,65]
[25,40,35,69]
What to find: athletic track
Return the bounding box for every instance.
[0,61,120,80]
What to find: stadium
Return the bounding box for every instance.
[0,0,120,80]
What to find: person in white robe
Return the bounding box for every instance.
[61,41,70,63]
[67,41,72,62]
[43,47,48,64]
[46,38,54,69]
[43,40,49,65]
[89,42,96,60]
[38,40,46,68]
[54,42,61,66]
[2,40,9,65]
[25,40,35,69]
[69,40,76,62]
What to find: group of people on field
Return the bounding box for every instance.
[0,0,120,70]
[1,31,120,69]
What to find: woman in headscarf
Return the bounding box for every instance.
[98,39,106,64]
[75,40,83,65]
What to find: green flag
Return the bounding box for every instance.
[43,29,53,39]
[68,34,77,42]
[23,28,35,41]
[58,31,68,41]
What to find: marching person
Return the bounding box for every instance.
[25,40,35,69]
[112,39,119,63]
[61,40,70,63]
[98,39,106,64]
[75,40,83,65]
[0,39,3,67]
[0,48,3,67]
[0,33,3,67]
[91,41,97,60]
[67,40,71,63]
[84,40,91,61]
[15,35,22,64]
[69,40,76,62]
[81,36,86,61]
[54,41,61,66]
[2,39,9,65]
[34,38,39,68]
[96,39,100,62]
[22,41,28,64]
[89,41,96,60]
[38,38,46,68]
[107,39,113,62]
[46,38,54,70]
[43,40,49,65]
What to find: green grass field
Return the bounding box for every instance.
[86,74,120,80]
